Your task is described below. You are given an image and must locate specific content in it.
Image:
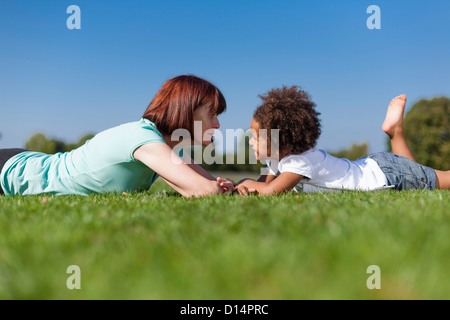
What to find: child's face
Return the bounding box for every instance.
[249,118,270,161]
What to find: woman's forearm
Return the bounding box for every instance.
[187,162,217,181]
[181,153,217,181]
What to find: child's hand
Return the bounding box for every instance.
[233,184,258,196]
[217,177,235,193]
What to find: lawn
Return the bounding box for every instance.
[0,175,449,299]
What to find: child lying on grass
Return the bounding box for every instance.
[229,87,449,195]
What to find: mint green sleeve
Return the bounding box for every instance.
[129,120,166,160]
[128,119,185,161]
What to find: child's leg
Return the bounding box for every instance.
[435,170,450,190]
[382,95,449,190]
[382,94,416,162]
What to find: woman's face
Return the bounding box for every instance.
[193,105,220,146]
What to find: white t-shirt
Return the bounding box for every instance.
[265,148,389,193]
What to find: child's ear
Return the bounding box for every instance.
[277,148,290,160]
[274,149,281,160]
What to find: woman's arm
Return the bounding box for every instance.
[236,172,303,195]
[182,152,217,181]
[183,152,234,191]
[133,143,223,197]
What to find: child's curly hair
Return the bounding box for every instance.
[254,85,321,156]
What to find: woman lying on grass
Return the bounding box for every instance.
[234,87,449,195]
[0,75,234,197]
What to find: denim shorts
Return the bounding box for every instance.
[364,152,436,190]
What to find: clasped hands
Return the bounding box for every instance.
[216,177,257,196]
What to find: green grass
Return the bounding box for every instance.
[0,176,449,299]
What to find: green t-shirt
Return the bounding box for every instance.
[0,119,181,195]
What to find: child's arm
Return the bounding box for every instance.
[257,174,277,183]
[236,172,303,195]
[233,174,276,195]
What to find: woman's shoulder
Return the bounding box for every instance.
[76,119,165,161]
[93,119,163,141]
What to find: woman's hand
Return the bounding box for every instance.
[217,177,235,194]
[218,177,258,196]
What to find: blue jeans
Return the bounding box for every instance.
[0,148,28,195]
[364,152,436,190]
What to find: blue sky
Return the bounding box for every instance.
[1,0,449,154]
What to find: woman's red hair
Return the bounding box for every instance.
[143,75,226,135]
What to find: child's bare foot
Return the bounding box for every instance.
[382,94,407,139]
